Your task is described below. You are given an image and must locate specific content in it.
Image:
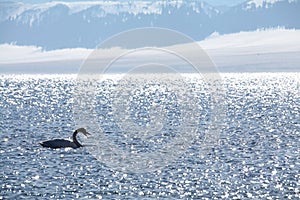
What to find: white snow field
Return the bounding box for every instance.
[0,29,299,73]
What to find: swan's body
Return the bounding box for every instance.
[40,128,90,149]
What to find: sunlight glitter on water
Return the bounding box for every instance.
[0,72,299,199]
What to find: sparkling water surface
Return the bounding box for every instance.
[0,73,299,199]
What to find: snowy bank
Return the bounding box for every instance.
[0,29,300,73]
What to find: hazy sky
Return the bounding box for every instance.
[14,0,247,6]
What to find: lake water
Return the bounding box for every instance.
[0,73,299,199]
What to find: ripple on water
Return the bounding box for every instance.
[0,73,299,199]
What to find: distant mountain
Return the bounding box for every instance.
[215,0,300,34]
[0,0,299,49]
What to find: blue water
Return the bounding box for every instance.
[0,73,299,199]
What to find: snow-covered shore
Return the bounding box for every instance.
[1,29,299,73]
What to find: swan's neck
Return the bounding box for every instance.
[72,130,82,147]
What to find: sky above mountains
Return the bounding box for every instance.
[13,0,247,7]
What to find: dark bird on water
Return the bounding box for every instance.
[40,128,90,149]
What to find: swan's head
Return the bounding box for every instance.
[76,128,90,136]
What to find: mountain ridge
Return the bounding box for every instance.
[1,0,299,49]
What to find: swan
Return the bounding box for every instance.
[40,128,90,149]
